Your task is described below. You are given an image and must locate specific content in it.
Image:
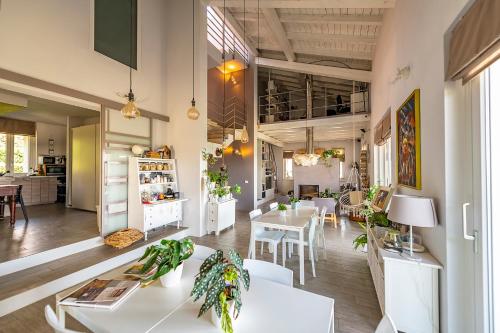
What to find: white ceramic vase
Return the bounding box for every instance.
[279,210,286,217]
[159,262,184,287]
[210,301,236,328]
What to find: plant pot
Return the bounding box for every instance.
[291,202,299,209]
[210,300,236,328]
[159,262,184,287]
[279,210,286,217]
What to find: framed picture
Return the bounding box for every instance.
[396,89,421,189]
[371,186,394,212]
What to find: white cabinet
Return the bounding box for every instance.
[127,157,187,239]
[207,199,236,235]
[367,227,442,333]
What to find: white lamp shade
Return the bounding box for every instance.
[387,195,438,227]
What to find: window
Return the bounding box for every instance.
[0,134,31,174]
[13,135,30,173]
[374,139,392,186]
[283,158,293,179]
[0,133,6,173]
[207,6,250,63]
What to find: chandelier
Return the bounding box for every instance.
[292,128,320,166]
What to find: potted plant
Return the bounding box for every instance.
[206,170,242,203]
[138,238,194,287]
[289,197,300,209]
[277,203,287,216]
[191,249,250,333]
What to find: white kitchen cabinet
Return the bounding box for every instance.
[207,199,236,235]
[367,227,442,333]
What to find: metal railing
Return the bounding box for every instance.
[207,96,246,134]
[258,89,369,124]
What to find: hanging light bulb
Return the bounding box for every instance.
[121,0,140,120]
[187,0,200,120]
[187,98,200,120]
[240,124,249,143]
[121,90,140,119]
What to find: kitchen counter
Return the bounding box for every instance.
[0,176,59,205]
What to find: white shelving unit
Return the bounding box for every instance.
[128,157,187,239]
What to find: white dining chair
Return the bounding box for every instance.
[374,314,397,333]
[45,305,82,333]
[269,202,278,211]
[283,216,318,277]
[192,245,216,260]
[248,209,286,265]
[299,200,315,207]
[318,206,327,259]
[243,259,293,287]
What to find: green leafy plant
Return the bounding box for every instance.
[202,149,217,166]
[371,211,390,227]
[289,197,299,204]
[230,184,241,195]
[319,188,340,200]
[139,238,194,283]
[277,203,287,211]
[191,249,250,333]
[353,231,368,250]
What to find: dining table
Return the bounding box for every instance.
[250,206,318,285]
[0,185,18,227]
[56,258,334,333]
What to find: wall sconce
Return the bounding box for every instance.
[234,149,242,156]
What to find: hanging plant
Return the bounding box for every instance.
[202,149,217,166]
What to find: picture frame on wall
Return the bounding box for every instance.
[396,89,421,189]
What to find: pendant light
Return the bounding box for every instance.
[187,0,200,120]
[239,0,249,144]
[121,0,140,119]
[220,0,227,168]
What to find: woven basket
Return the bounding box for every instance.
[104,228,144,249]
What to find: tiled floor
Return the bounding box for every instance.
[0,210,381,333]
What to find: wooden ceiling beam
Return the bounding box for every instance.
[208,1,395,9]
[257,57,372,82]
[287,32,377,44]
[233,13,383,26]
[261,8,295,61]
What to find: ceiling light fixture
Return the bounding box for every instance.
[121,0,140,119]
[292,128,320,167]
[187,0,200,120]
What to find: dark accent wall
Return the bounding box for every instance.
[207,65,256,211]
[94,0,137,69]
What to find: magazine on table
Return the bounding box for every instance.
[123,263,157,279]
[59,279,139,309]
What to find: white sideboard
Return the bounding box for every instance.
[367,227,442,333]
[207,199,236,235]
[128,157,187,239]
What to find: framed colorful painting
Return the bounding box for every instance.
[396,89,421,189]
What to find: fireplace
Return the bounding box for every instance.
[298,185,319,200]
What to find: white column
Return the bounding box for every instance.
[164,0,208,237]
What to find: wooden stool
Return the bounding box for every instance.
[0,185,29,224]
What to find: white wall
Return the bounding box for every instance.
[279,139,361,195]
[36,122,66,156]
[370,1,468,331]
[163,0,208,237]
[0,0,164,114]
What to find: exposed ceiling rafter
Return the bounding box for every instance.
[261,8,295,62]
[232,13,383,26]
[208,0,395,9]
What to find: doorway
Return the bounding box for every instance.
[0,88,101,263]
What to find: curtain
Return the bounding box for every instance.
[447,0,500,82]
[0,117,36,136]
[374,110,391,146]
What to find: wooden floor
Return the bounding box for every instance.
[191,210,382,333]
[0,211,381,333]
[0,203,99,263]
[0,226,183,302]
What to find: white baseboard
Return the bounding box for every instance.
[0,236,104,277]
[0,228,190,317]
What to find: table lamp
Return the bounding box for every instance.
[387,195,438,260]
